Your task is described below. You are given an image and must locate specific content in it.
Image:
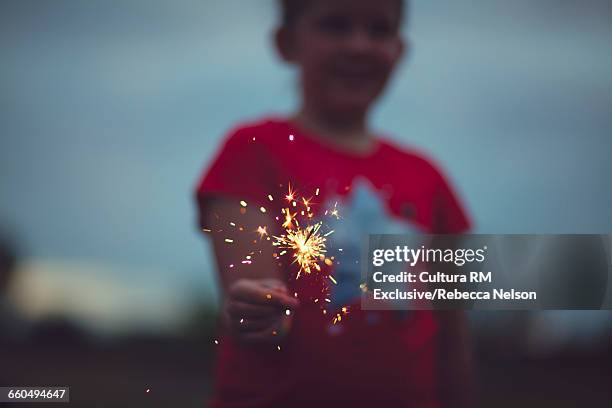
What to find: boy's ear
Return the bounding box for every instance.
[274,26,295,63]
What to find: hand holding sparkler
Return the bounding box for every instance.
[204,184,345,346]
[224,278,299,343]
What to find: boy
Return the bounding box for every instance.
[196,0,473,406]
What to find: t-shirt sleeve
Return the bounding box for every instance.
[194,127,276,229]
[432,166,472,234]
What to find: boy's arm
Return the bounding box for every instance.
[203,196,298,343]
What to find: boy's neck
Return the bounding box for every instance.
[292,108,375,153]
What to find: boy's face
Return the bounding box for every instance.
[283,0,404,117]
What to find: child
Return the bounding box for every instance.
[196,0,473,406]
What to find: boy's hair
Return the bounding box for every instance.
[279,0,406,28]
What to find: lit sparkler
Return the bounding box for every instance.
[206,182,351,328]
[273,220,327,278]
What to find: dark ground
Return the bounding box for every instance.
[2,337,611,407]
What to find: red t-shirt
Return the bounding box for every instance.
[195,118,471,407]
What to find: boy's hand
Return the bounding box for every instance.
[223,278,299,343]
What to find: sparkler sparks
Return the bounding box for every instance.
[270,184,342,279]
[206,183,351,332]
[281,208,297,229]
[333,306,350,325]
[256,225,268,238]
[273,221,327,278]
[330,203,340,219]
[285,183,296,202]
